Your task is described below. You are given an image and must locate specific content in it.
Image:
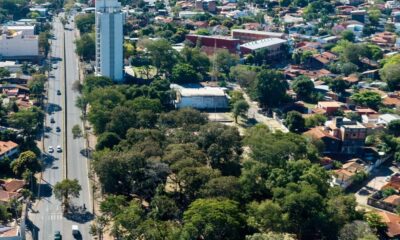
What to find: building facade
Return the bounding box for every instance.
[95,0,124,82]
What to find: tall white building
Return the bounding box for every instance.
[95,0,124,82]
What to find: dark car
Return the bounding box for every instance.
[56,126,61,132]
[57,90,61,95]
[50,118,55,123]
[54,231,62,240]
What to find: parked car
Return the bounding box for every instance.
[48,146,54,153]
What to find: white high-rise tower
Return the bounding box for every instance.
[95,0,124,82]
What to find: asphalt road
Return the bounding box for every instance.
[28,15,92,240]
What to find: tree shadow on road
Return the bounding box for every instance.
[35,182,53,198]
[41,153,58,169]
[46,103,62,114]
[25,218,40,240]
[64,205,94,223]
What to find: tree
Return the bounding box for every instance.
[75,33,95,61]
[171,63,200,84]
[38,32,50,56]
[246,232,295,240]
[149,195,179,221]
[285,111,305,133]
[11,151,41,177]
[96,132,121,150]
[305,114,327,128]
[232,100,249,123]
[247,200,283,232]
[388,120,400,137]
[53,179,82,212]
[0,205,11,224]
[341,30,355,42]
[75,13,95,34]
[292,76,314,101]
[181,198,245,240]
[8,106,44,138]
[351,91,381,110]
[143,39,179,75]
[364,212,386,233]
[28,74,46,98]
[199,176,242,201]
[180,47,210,76]
[380,63,400,90]
[0,67,10,78]
[72,124,82,139]
[252,70,288,109]
[214,49,239,76]
[339,220,378,240]
[329,79,349,94]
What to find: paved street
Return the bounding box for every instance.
[355,164,399,207]
[28,15,92,240]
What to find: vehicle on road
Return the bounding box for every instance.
[48,146,54,153]
[51,118,55,123]
[49,74,55,78]
[56,126,61,132]
[54,231,62,240]
[53,64,58,69]
[57,145,62,152]
[57,90,61,95]
[72,225,80,238]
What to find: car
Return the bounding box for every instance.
[50,118,55,123]
[57,90,61,95]
[57,145,62,152]
[72,225,80,237]
[48,146,54,153]
[49,74,55,78]
[54,231,62,240]
[52,64,58,69]
[56,126,61,132]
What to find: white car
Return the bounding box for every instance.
[72,225,80,237]
[48,146,54,153]
[56,145,62,152]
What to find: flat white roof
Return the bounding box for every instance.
[240,38,287,50]
[232,29,285,37]
[179,87,226,97]
[4,25,35,30]
[0,61,18,67]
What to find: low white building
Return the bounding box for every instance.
[378,113,400,125]
[0,26,39,59]
[0,61,22,73]
[173,85,229,110]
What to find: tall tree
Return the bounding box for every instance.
[252,70,288,109]
[181,198,245,240]
[53,179,82,212]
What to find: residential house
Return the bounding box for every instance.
[327,117,367,154]
[378,113,400,125]
[377,211,400,239]
[304,127,341,153]
[0,141,19,161]
[314,101,344,115]
[309,52,338,69]
[332,158,370,189]
[0,225,22,240]
[0,179,25,205]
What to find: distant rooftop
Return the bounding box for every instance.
[232,29,285,37]
[240,38,287,50]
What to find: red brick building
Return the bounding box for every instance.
[185,34,240,54]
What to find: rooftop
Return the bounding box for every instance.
[232,29,285,37]
[240,38,287,50]
[177,87,226,97]
[0,141,18,156]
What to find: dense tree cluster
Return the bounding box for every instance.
[80,75,368,239]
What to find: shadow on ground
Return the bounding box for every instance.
[25,217,40,240]
[64,205,94,223]
[46,103,62,114]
